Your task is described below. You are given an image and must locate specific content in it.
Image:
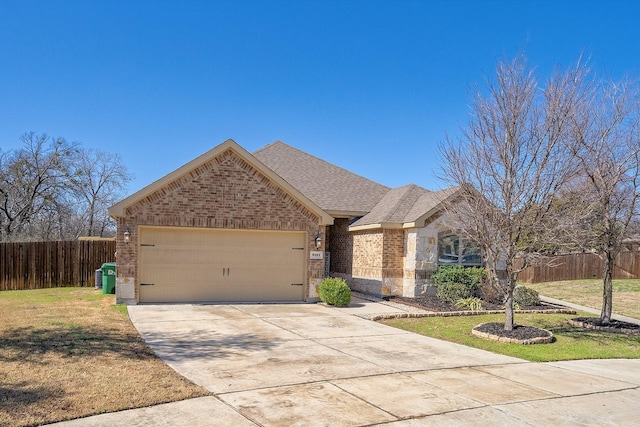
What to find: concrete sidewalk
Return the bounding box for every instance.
[49,297,640,426]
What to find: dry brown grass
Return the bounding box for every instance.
[0,288,210,427]
[527,279,640,320]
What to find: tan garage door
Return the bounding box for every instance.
[138,226,306,303]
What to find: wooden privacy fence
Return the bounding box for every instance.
[517,252,640,283]
[0,240,116,291]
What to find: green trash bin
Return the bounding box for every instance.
[102,262,117,294]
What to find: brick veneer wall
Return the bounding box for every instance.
[115,149,324,302]
[327,218,353,274]
[352,230,384,279]
[347,228,405,296]
[382,228,404,278]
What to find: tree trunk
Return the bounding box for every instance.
[601,251,614,323]
[87,200,96,236]
[503,279,515,331]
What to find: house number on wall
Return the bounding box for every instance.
[309,251,324,260]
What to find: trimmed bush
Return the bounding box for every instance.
[513,285,540,307]
[432,265,486,303]
[437,281,472,303]
[318,277,352,307]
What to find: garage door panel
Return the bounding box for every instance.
[140,249,233,269]
[140,279,303,303]
[138,227,306,303]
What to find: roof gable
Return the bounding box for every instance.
[349,185,428,227]
[109,139,334,225]
[254,141,389,215]
[350,185,460,230]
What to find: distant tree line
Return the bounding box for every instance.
[0,132,132,242]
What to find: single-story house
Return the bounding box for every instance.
[108,139,481,304]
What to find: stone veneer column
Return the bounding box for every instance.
[403,225,439,297]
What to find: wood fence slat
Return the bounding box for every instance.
[518,252,640,283]
[0,240,116,291]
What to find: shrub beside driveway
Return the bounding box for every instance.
[0,288,209,427]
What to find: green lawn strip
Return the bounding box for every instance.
[380,312,640,362]
[526,279,640,320]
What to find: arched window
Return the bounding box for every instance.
[437,232,482,267]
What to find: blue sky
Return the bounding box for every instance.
[2,0,639,194]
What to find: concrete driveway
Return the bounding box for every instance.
[54,298,640,426]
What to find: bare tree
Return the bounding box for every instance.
[25,190,86,240]
[564,77,640,323]
[67,148,133,237]
[439,54,587,330]
[0,133,76,241]
[0,133,132,242]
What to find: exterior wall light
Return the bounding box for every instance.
[124,226,131,245]
[314,231,322,250]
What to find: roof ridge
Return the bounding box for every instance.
[254,140,391,190]
[252,140,282,156]
[253,141,390,212]
[383,185,417,221]
[394,185,433,222]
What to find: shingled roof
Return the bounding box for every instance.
[254,141,390,215]
[350,185,460,230]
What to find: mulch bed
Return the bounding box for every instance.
[569,317,640,335]
[388,295,561,344]
[387,295,640,341]
[472,322,554,344]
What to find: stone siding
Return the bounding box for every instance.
[402,215,446,297]
[115,149,324,303]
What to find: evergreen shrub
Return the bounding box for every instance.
[318,277,352,307]
[432,265,486,303]
[513,285,540,307]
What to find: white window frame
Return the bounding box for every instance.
[437,232,483,267]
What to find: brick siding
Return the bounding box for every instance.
[352,230,384,279]
[116,149,324,301]
[346,228,405,296]
[327,218,353,274]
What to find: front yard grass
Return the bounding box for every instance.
[526,279,640,320]
[380,312,640,362]
[0,287,210,427]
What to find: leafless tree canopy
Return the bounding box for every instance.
[562,76,640,322]
[438,54,591,330]
[0,132,132,242]
[440,53,640,328]
[68,149,133,237]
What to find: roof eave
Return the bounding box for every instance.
[325,210,370,218]
[349,222,404,232]
[108,139,334,226]
[349,223,382,231]
[406,207,440,228]
[406,187,463,228]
